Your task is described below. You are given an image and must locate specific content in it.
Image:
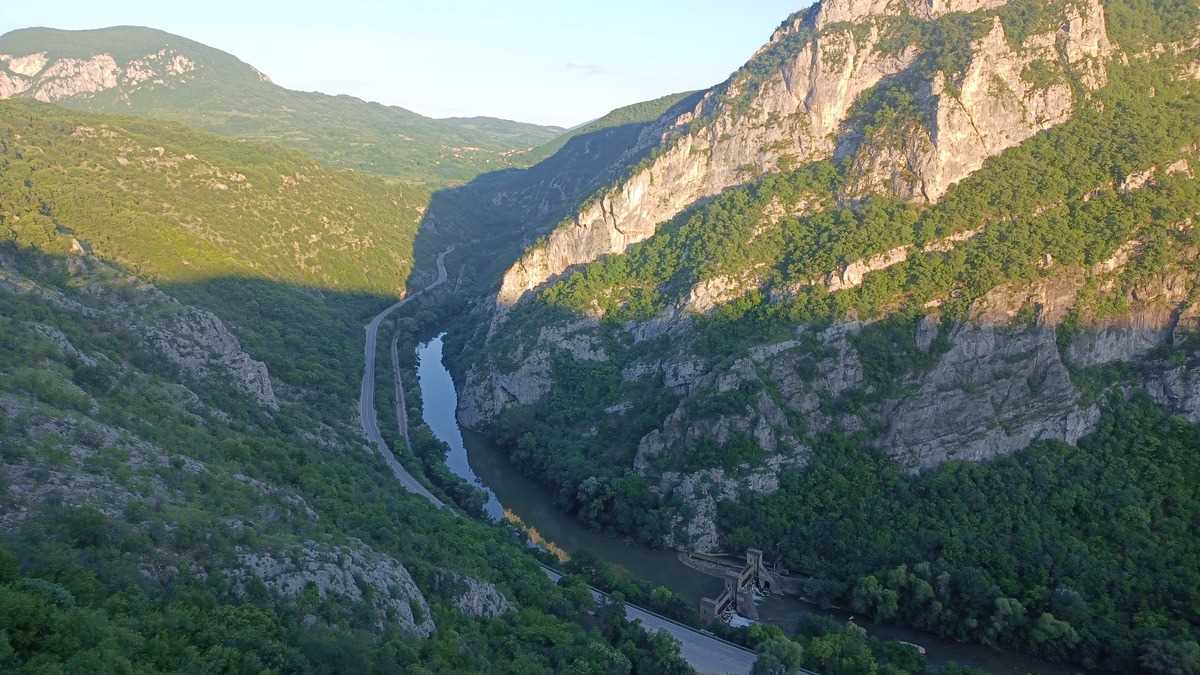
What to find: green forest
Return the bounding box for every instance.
[720,397,1200,673]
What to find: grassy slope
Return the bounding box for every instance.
[0,99,422,297]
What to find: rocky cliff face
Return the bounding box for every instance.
[0,241,278,409]
[0,48,199,102]
[229,542,437,636]
[841,7,1109,202]
[495,0,1110,308]
[622,253,1196,550]
[63,242,279,408]
[464,106,1200,549]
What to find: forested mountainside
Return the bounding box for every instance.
[0,103,694,673]
[0,26,562,185]
[451,0,1200,671]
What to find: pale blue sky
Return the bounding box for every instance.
[0,1,810,127]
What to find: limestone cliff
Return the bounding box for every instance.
[495,0,1110,307]
[462,84,1200,549]
[229,542,436,636]
[0,47,199,103]
[64,242,279,408]
[637,252,1198,550]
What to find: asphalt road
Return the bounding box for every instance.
[538,565,761,675]
[358,248,452,508]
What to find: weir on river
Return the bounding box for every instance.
[411,333,1080,675]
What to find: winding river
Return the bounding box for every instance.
[415,334,1080,675]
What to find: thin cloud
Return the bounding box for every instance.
[565,62,606,77]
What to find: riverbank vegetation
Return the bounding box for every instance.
[560,550,989,675]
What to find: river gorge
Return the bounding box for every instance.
[415,334,1080,675]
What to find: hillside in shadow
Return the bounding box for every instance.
[408,92,706,297]
[0,242,710,672]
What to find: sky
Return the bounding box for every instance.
[0,0,810,128]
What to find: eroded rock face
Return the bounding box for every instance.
[496,4,919,307]
[811,0,1008,27]
[635,258,1200,548]
[1147,363,1200,423]
[0,48,198,103]
[145,307,278,409]
[435,573,515,619]
[494,0,1110,308]
[684,271,768,315]
[458,354,551,428]
[884,322,1098,471]
[35,55,120,101]
[0,243,278,410]
[0,52,48,77]
[458,320,603,426]
[1067,274,1188,367]
[490,253,1198,551]
[843,1,1110,202]
[51,241,280,409]
[0,71,30,98]
[229,542,436,636]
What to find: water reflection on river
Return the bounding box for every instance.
[416,334,503,519]
[416,335,1081,675]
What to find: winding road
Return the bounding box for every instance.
[538,564,760,675]
[358,248,453,509]
[359,246,764,674]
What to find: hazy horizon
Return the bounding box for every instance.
[0,0,809,128]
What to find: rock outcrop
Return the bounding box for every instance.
[843,5,1110,202]
[229,542,436,636]
[69,242,278,408]
[644,253,1200,548]
[434,573,516,619]
[0,48,198,103]
[0,239,278,409]
[882,284,1100,471]
[144,307,278,409]
[477,241,1200,551]
[459,319,603,427]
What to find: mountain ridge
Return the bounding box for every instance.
[0,25,563,184]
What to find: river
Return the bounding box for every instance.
[416,334,1082,675]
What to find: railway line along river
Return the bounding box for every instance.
[415,333,1081,675]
